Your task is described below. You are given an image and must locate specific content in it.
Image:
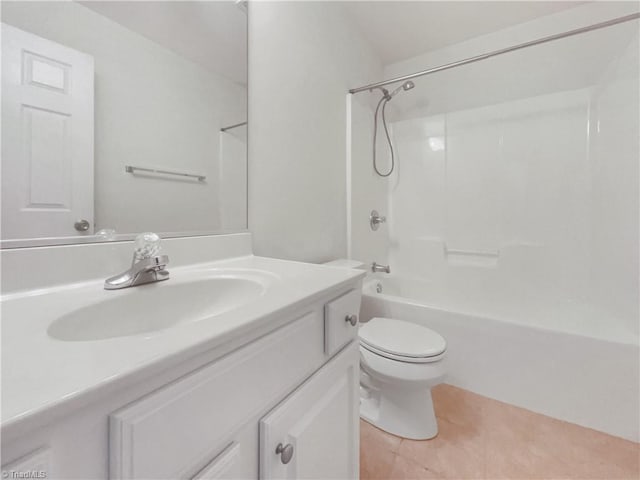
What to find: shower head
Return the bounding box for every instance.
[370,80,415,102]
[388,80,415,99]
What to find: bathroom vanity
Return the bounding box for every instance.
[1,234,364,479]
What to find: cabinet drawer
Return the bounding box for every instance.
[324,289,361,356]
[110,311,324,480]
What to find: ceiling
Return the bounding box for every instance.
[343,1,587,65]
[78,1,597,86]
[80,1,247,85]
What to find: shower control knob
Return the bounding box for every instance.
[345,314,358,326]
[275,443,294,464]
[370,210,386,231]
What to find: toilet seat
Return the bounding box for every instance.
[359,317,446,364]
[361,343,446,364]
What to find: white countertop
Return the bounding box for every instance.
[1,255,363,433]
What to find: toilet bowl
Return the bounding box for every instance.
[359,317,447,440]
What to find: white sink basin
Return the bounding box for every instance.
[47,274,268,341]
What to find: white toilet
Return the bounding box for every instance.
[322,259,447,440]
[359,317,447,440]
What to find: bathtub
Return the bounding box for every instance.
[359,275,640,442]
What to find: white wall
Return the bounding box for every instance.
[248,1,382,262]
[384,2,640,82]
[1,1,247,235]
[219,126,248,231]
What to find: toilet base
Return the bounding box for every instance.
[360,382,439,440]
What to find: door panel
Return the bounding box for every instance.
[191,443,243,480]
[260,343,359,480]
[1,23,94,239]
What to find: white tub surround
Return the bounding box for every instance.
[1,234,364,479]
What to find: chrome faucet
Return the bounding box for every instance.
[104,233,170,290]
[371,262,390,274]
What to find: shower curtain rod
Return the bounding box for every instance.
[220,121,247,132]
[349,12,640,94]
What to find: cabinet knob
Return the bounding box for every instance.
[74,219,90,232]
[345,314,358,326]
[275,443,294,464]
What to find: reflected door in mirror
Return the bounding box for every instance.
[1,24,94,239]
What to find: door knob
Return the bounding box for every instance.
[345,314,358,326]
[275,443,294,464]
[74,219,90,232]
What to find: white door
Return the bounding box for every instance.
[260,344,360,480]
[1,23,94,239]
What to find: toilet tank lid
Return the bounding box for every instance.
[323,259,367,270]
[359,317,447,359]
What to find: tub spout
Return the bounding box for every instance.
[372,262,390,274]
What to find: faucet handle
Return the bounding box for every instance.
[137,254,169,270]
[133,232,161,263]
[370,210,387,231]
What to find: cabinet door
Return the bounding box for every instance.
[260,343,359,480]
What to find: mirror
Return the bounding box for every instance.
[1,1,247,247]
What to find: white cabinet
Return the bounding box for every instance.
[109,311,323,479]
[324,289,361,356]
[1,448,50,480]
[260,343,359,480]
[1,283,362,480]
[191,442,243,480]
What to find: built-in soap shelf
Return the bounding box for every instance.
[443,245,500,267]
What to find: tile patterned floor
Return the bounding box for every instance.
[360,384,640,480]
